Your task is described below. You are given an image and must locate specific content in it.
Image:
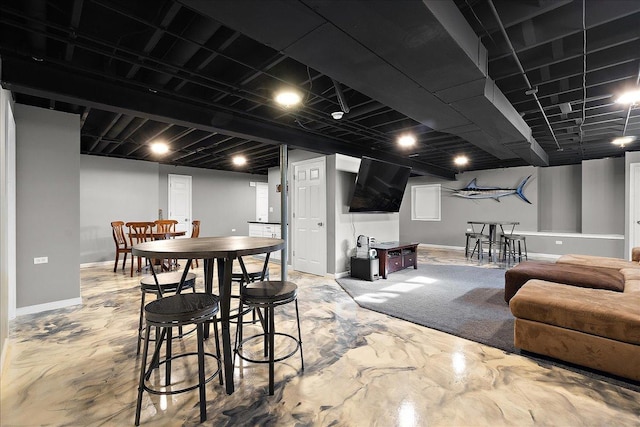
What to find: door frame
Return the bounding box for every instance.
[291,157,327,276]
[167,174,192,235]
[628,163,640,259]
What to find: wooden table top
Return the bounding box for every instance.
[132,236,285,259]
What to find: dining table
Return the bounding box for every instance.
[467,220,519,259]
[132,235,285,395]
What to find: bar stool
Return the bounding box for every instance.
[135,293,222,425]
[137,271,197,354]
[230,268,269,324]
[503,234,528,263]
[235,280,304,395]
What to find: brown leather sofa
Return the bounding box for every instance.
[507,252,640,381]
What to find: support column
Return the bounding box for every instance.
[280,144,288,280]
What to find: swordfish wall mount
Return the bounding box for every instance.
[452,175,532,204]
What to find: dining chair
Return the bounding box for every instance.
[110,221,131,273]
[154,219,178,236]
[154,219,180,269]
[191,220,200,267]
[126,221,155,276]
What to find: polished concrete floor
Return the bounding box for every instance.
[1,248,639,426]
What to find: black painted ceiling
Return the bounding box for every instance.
[1,0,639,178]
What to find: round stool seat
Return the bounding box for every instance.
[145,293,219,325]
[242,281,298,304]
[140,272,196,292]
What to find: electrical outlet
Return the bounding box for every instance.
[34,256,48,264]
[231,228,236,232]
[555,240,563,245]
[466,228,472,232]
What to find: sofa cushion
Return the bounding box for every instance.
[556,253,640,270]
[620,268,640,293]
[504,260,625,302]
[510,279,640,346]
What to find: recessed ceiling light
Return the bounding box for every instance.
[150,142,169,154]
[232,155,247,166]
[615,90,640,105]
[454,155,469,166]
[398,135,416,147]
[612,136,636,146]
[274,90,302,108]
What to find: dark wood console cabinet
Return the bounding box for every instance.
[370,242,419,279]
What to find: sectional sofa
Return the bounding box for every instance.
[506,252,640,382]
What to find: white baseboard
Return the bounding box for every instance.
[80,260,112,268]
[16,297,82,317]
[0,337,8,377]
[418,243,465,251]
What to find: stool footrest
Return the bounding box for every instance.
[236,332,301,364]
[142,352,221,395]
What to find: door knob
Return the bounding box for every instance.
[317,222,323,226]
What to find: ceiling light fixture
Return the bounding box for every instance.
[150,142,169,154]
[398,135,416,147]
[615,90,640,105]
[274,90,302,108]
[232,155,247,166]
[454,155,469,166]
[331,111,344,120]
[611,136,636,147]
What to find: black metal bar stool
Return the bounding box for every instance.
[137,271,197,354]
[135,293,222,425]
[503,234,528,263]
[230,263,269,324]
[235,280,304,395]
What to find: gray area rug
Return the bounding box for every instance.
[336,263,640,392]
[336,264,514,352]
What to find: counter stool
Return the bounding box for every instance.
[135,293,222,425]
[137,272,197,354]
[235,280,304,395]
[466,233,490,260]
[230,269,269,324]
[503,234,528,263]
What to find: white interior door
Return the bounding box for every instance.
[292,158,326,276]
[168,174,192,235]
[256,182,269,222]
[629,163,640,258]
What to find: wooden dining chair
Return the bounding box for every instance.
[191,220,201,267]
[111,221,131,273]
[126,221,155,276]
[154,219,178,236]
[154,219,180,269]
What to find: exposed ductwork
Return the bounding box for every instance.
[182,0,549,166]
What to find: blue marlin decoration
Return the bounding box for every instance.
[453,175,532,203]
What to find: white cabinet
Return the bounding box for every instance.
[248,223,281,260]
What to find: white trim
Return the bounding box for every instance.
[16,297,82,317]
[80,260,112,268]
[411,184,441,221]
[334,271,351,279]
[417,243,561,261]
[514,231,624,240]
[418,243,465,251]
[0,337,8,376]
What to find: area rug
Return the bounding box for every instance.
[336,264,514,352]
[336,263,640,392]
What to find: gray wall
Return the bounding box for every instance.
[15,105,80,308]
[399,160,626,258]
[80,156,159,264]
[400,166,538,246]
[582,158,624,234]
[158,164,266,237]
[80,157,266,265]
[538,164,581,232]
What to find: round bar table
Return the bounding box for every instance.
[132,236,285,394]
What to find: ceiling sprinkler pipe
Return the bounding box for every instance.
[332,79,350,114]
